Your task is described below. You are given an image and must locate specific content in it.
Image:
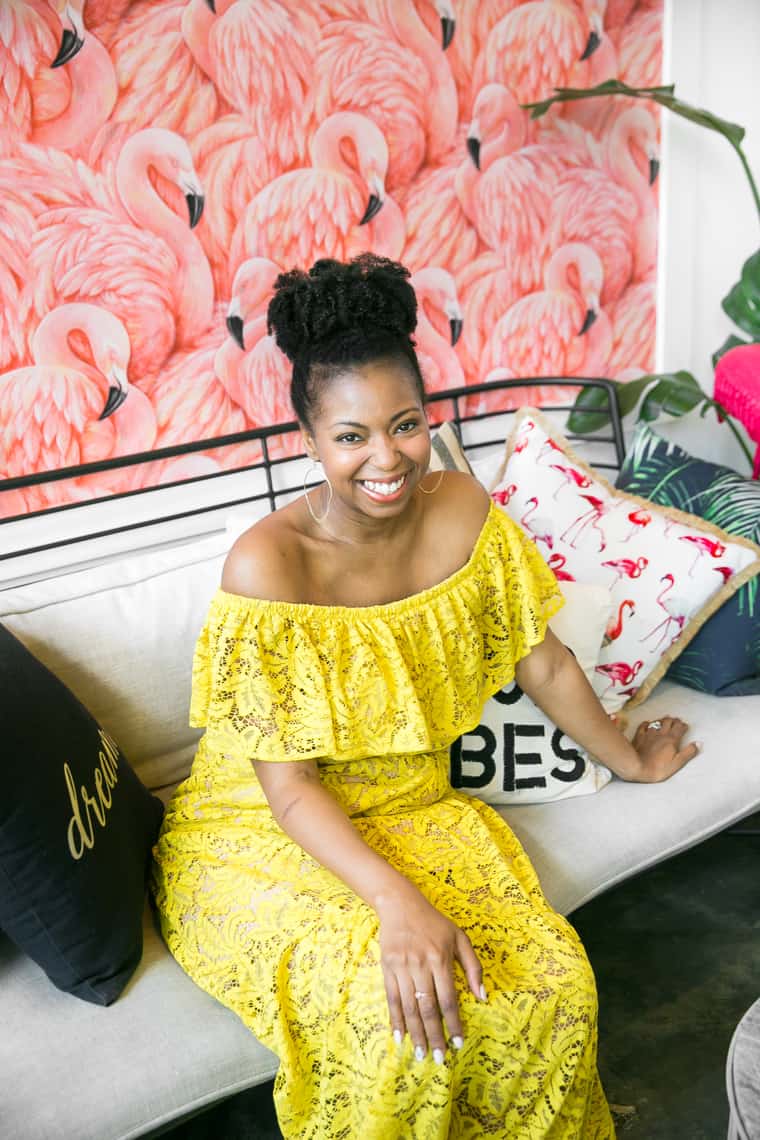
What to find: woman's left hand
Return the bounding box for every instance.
[631,716,701,782]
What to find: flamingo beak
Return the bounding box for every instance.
[579,28,601,60]
[441,15,455,50]
[579,309,597,335]
[359,193,383,226]
[205,0,216,10]
[99,365,129,420]
[466,135,481,171]
[185,192,205,228]
[51,3,85,69]
[449,316,463,346]
[226,314,245,350]
[649,156,660,184]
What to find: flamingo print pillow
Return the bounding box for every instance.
[492,409,760,712]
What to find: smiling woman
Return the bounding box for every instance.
[151,255,693,1140]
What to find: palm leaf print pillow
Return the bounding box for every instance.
[616,424,760,695]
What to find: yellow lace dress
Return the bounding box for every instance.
[151,504,615,1139]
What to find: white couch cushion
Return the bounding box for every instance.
[500,680,760,915]
[0,536,229,791]
[0,904,277,1140]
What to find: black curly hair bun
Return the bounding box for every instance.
[267,253,418,363]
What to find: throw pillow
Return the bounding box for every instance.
[616,423,760,695]
[491,408,760,711]
[450,582,614,804]
[0,623,164,1005]
[428,421,474,474]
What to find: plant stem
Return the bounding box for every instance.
[728,140,760,226]
[707,399,755,468]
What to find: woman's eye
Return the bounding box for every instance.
[396,420,419,433]
[337,433,362,444]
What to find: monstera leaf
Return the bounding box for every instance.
[721,248,760,339]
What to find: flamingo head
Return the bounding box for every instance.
[467,84,526,171]
[124,129,206,228]
[580,5,604,60]
[613,107,660,186]
[434,0,456,50]
[659,572,674,584]
[51,1,85,68]
[412,268,463,345]
[227,258,282,349]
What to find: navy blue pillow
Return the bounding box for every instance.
[0,623,164,1003]
[616,425,760,695]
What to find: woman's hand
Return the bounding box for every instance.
[631,716,701,782]
[376,886,484,1062]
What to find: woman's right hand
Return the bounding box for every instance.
[376,886,484,1062]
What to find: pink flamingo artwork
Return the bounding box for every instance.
[543,106,660,305]
[0,0,77,155]
[214,257,301,457]
[640,573,689,651]
[520,497,554,550]
[229,111,404,275]
[560,493,613,552]
[594,658,644,699]
[678,534,728,577]
[603,599,635,645]
[410,267,465,397]
[203,0,319,172]
[315,0,459,191]
[86,0,227,168]
[472,0,604,106]
[601,555,649,584]
[547,552,575,582]
[492,484,517,507]
[397,128,482,278]
[622,507,652,542]
[712,566,735,584]
[549,463,592,499]
[28,0,118,159]
[0,0,665,512]
[0,302,156,511]
[19,127,214,381]
[481,243,612,382]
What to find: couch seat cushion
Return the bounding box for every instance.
[0,903,277,1140]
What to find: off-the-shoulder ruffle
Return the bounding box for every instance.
[190,503,563,762]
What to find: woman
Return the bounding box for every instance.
[152,255,697,1139]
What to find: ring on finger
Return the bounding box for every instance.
[648,720,662,730]
[414,990,429,1000]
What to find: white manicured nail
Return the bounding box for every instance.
[393,1029,403,1047]
[433,1049,445,1065]
[415,1045,426,1062]
[694,741,702,752]
[480,984,488,1002]
[452,1035,464,1050]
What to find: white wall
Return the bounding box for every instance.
[657,0,760,469]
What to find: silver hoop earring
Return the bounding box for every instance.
[303,463,334,524]
[417,470,445,496]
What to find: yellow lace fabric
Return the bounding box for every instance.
[152,504,615,1139]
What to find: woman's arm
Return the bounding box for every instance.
[254,758,484,1060]
[514,629,700,782]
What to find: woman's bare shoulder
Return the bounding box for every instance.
[221,509,305,602]
[424,471,491,561]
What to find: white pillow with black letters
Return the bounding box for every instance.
[450,582,615,804]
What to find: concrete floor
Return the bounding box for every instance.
[167,813,760,1139]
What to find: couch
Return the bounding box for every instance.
[2,444,759,1140]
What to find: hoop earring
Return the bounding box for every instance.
[417,470,445,496]
[303,463,334,524]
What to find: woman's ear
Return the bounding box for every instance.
[301,427,318,462]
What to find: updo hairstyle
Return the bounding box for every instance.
[266,254,426,428]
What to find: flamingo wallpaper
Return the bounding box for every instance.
[0,0,663,517]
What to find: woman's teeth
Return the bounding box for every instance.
[362,476,406,496]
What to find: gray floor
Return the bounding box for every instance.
[167,813,760,1139]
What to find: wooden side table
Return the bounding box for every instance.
[727,996,760,1139]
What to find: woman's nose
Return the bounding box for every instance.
[371,435,401,469]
